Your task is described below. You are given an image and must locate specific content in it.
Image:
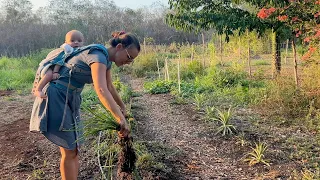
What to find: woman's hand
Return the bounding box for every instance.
[118,118,130,138]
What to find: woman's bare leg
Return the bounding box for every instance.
[59,147,79,180]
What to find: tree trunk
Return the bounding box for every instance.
[271,30,281,78]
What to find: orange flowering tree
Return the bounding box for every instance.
[257,0,320,60]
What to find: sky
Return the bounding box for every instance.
[28,0,169,10]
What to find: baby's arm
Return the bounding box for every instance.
[60,43,74,55]
[52,65,61,80]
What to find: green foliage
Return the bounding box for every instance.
[263,78,310,118]
[168,60,204,82]
[132,52,158,77]
[193,93,206,111]
[172,81,204,98]
[166,0,269,41]
[30,169,45,179]
[244,142,270,166]
[0,49,53,93]
[144,80,175,94]
[301,169,320,180]
[81,85,99,107]
[204,67,248,88]
[253,60,270,66]
[83,104,121,136]
[204,105,216,122]
[183,60,204,80]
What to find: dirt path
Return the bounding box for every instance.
[130,78,263,179]
[0,93,98,180]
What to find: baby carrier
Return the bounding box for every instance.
[31,44,108,94]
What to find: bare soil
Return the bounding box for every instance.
[129,78,301,180]
[0,77,307,179]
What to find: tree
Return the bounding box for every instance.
[165,0,292,75]
[3,0,33,24]
[256,0,320,60]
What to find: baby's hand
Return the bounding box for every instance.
[34,90,47,99]
[53,73,60,80]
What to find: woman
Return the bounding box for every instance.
[30,31,140,180]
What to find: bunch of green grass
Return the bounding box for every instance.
[83,104,121,137]
[0,49,52,93]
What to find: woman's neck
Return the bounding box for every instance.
[107,47,116,62]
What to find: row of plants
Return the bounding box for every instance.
[142,52,320,177]
[81,79,167,179]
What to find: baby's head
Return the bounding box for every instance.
[65,30,84,48]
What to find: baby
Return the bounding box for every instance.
[34,30,84,98]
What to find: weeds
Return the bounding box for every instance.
[211,106,237,136]
[244,142,270,166]
[193,93,206,111]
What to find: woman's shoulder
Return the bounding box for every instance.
[84,49,112,69]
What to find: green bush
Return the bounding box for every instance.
[0,49,53,92]
[144,80,175,94]
[170,60,204,81]
[132,53,159,77]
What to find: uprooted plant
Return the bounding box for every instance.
[83,104,137,180]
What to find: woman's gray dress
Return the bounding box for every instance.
[30,48,112,150]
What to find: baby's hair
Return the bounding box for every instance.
[110,31,140,51]
[65,30,84,41]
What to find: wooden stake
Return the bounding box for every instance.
[220,35,223,64]
[165,57,170,81]
[191,42,194,61]
[156,58,161,79]
[292,38,298,86]
[247,30,252,77]
[202,32,205,67]
[285,39,289,65]
[178,55,181,94]
[144,37,146,55]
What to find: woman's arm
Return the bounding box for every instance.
[106,70,127,117]
[91,62,129,137]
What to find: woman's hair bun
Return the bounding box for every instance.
[112,31,126,38]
